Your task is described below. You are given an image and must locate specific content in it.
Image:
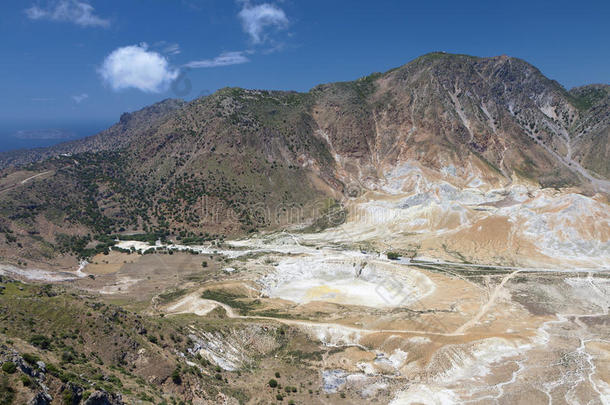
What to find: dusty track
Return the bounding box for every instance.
[20,170,52,184]
[0,170,53,195]
[452,269,521,335]
[164,293,462,337]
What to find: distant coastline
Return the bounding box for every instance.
[0,121,111,153]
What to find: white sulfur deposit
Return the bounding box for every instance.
[259,254,435,308]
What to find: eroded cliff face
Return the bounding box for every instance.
[313,54,607,188]
[302,53,609,268]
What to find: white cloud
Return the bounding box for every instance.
[184,51,250,68]
[163,43,181,55]
[72,93,89,103]
[25,0,110,28]
[98,44,179,93]
[238,2,288,44]
[153,41,181,56]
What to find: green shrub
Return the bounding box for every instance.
[386,251,401,260]
[22,353,40,365]
[171,368,181,385]
[275,371,280,378]
[30,335,51,350]
[268,378,278,388]
[62,389,75,405]
[45,363,60,375]
[1,362,16,374]
[20,375,32,387]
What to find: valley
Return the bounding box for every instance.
[3,164,609,404]
[4,225,607,404]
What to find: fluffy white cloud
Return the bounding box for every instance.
[25,0,110,28]
[72,93,88,103]
[184,51,250,68]
[238,2,288,44]
[98,44,179,93]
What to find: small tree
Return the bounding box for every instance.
[268,379,278,388]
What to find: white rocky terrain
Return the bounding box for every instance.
[78,153,607,404]
[5,139,607,404]
[101,192,607,404]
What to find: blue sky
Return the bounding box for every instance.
[1,0,609,150]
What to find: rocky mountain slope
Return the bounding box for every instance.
[0,52,608,267]
[568,84,610,178]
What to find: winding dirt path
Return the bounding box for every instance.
[20,170,52,184]
[452,269,521,335]
[163,292,460,337]
[0,170,53,195]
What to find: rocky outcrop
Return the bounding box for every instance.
[61,382,84,405]
[28,392,52,405]
[83,390,124,405]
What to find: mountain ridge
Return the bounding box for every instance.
[1,52,608,185]
[1,52,608,178]
[0,52,608,266]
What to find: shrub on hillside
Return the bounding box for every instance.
[1,362,16,374]
[30,335,51,350]
[171,368,182,385]
[386,251,401,260]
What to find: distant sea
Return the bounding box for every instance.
[0,120,112,153]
